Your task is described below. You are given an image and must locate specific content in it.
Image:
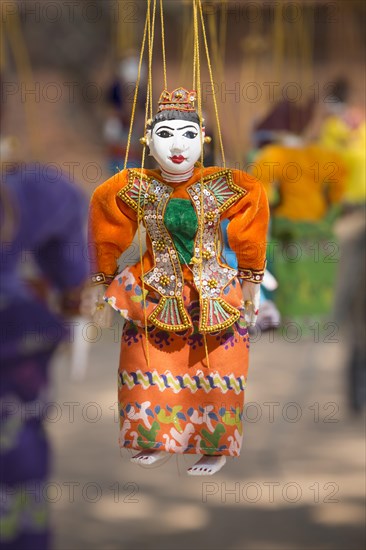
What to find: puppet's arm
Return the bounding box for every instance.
[84,171,138,325]
[80,284,114,327]
[226,171,270,325]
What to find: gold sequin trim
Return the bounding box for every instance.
[199,298,241,334]
[90,272,115,286]
[237,266,265,283]
[148,296,193,332]
[117,169,154,215]
[202,169,247,214]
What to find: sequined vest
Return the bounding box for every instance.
[118,169,246,334]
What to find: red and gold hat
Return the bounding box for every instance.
[157,87,197,112]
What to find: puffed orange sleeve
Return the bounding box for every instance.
[224,170,269,283]
[88,170,138,285]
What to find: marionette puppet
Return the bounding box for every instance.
[84,0,269,475]
[86,86,269,475]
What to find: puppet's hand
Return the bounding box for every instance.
[241,281,261,326]
[80,285,113,328]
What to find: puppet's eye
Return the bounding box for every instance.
[156,130,173,138]
[183,131,198,139]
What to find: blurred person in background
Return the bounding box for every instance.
[319,78,366,412]
[103,53,147,173]
[319,77,366,210]
[252,98,346,328]
[334,222,366,413]
[0,139,88,550]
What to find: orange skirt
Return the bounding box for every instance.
[118,297,250,457]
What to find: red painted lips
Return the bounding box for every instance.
[170,155,186,164]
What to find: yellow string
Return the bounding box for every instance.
[207,8,228,165]
[129,0,227,369]
[210,9,227,250]
[136,0,157,369]
[160,0,167,90]
[145,0,152,126]
[139,0,153,367]
[192,0,198,91]
[122,0,154,368]
[192,0,211,369]
[147,0,157,120]
[209,1,228,78]
[123,15,149,170]
[209,3,227,245]
[137,148,151,369]
[197,0,226,168]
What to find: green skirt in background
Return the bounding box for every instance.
[269,218,340,330]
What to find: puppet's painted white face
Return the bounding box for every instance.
[147,118,204,174]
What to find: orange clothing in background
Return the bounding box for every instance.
[254,144,346,221]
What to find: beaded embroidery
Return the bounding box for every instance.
[90,272,116,286]
[118,169,247,333]
[237,267,265,283]
[118,170,192,331]
[187,170,244,332]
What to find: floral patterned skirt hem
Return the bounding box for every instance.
[117,296,250,457]
[119,438,240,457]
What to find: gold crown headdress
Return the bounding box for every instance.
[141,87,208,144]
[157,87,197,113]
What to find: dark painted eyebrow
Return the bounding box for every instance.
[154,125,174,132]
[177,125,198,131]
[154,124,198,133]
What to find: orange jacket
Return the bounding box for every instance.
[89,166,269,284]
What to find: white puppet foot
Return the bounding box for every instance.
[130,450,166,465]
[187,455,227,476]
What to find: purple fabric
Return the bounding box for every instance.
[0,165,87,549]
[1,163,87,297]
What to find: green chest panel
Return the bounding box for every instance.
[164,198,198,264]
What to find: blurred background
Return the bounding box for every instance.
[1,1,365,549]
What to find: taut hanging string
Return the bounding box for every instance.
[123,15,149,170]
[130,0,228,369]
[160,0,167,90]
[192,0,198,91]
[193,0,211,369]
[147,0,157,120]
[207,7,228,166]
[198,0,226,269]
[197,0,226,168]
[136,0,157,369]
